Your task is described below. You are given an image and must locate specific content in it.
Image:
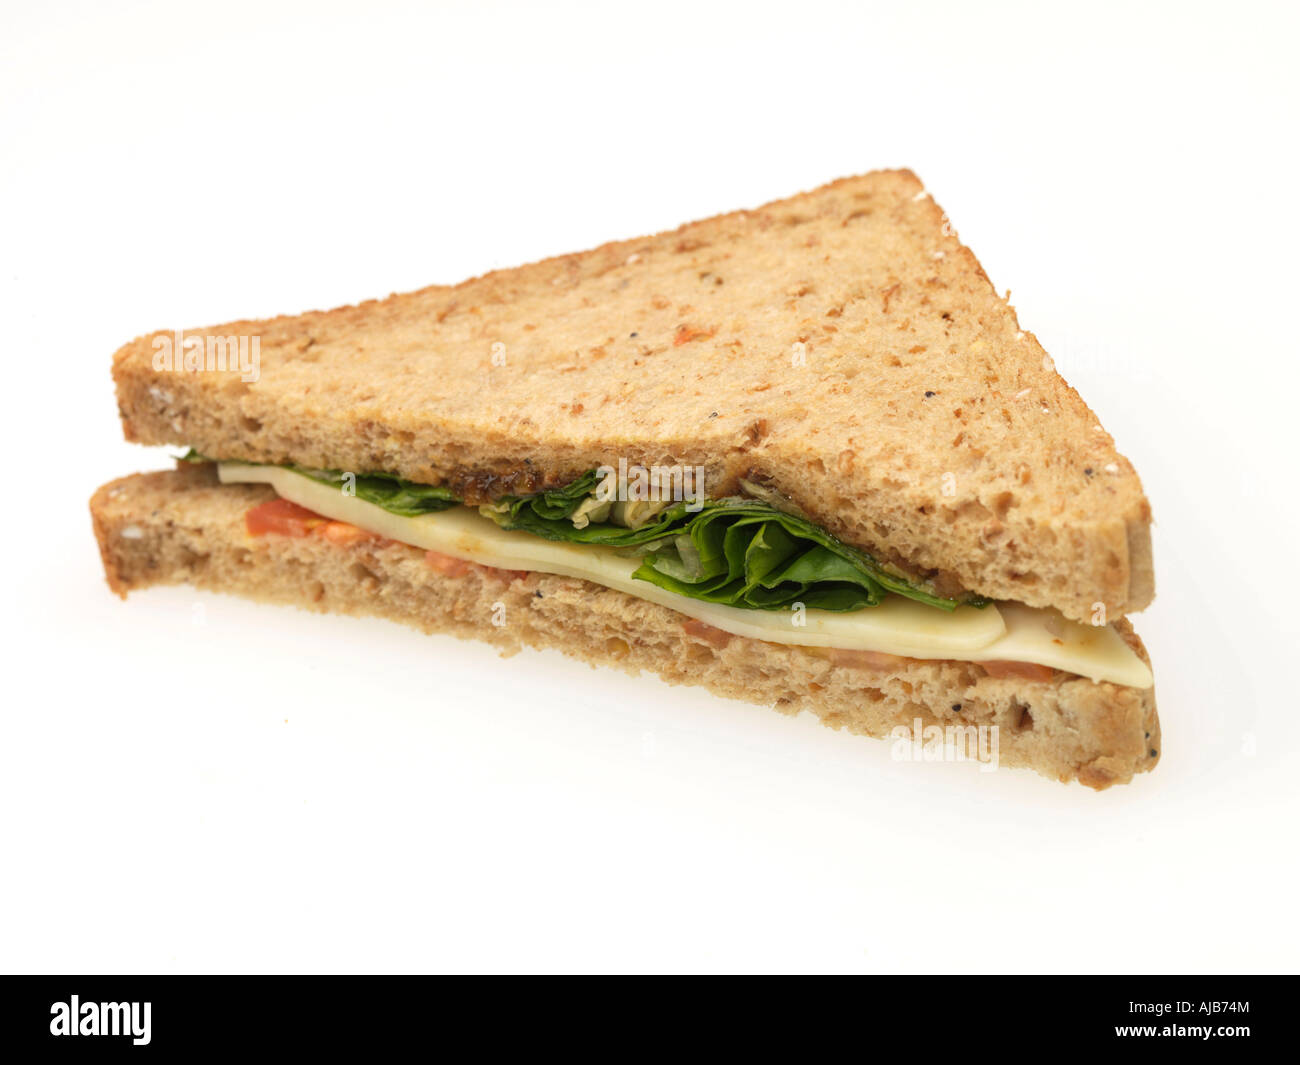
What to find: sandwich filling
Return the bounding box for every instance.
[212,459,1152,689]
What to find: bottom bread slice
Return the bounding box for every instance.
[90,465,1160,788]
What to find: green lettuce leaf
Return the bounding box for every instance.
[179,450,457,516]
[292,468,458,516]
[488,479,971,612]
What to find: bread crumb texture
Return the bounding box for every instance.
[91,466,1160,789]
[112,170,1152,623]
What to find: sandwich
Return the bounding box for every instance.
[91,169,1159,788]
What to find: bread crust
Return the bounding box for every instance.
[111,170,1153,622]
[90,466,1160,788]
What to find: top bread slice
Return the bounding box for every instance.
[112,169,1153,623]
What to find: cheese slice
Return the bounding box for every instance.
[218,462,1153,688]
[963,603,1149,682]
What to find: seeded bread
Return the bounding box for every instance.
[111,170,1152,624]
[90,465,1160,789]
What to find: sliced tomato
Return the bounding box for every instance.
[424,550,473,578]
[980,659,1057,682]
[827,647,908,670]
[319,520,377,546]
[245,498,325,537]
[682,617,732,649]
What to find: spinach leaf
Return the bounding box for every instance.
[489,482,971,612]
[292,468,458,516]
[180,450,457,516]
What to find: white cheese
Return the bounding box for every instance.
[218,463,1153,689]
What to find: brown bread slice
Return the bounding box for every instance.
[90,465,1160,789]
[111,170,1152,623]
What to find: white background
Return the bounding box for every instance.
[2,0,1297,974]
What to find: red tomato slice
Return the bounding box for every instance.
[245,498,325,537]
[424,550,473,578]
[682,617,732,649]
[319,520,378,546]
[980,659,1057,682]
